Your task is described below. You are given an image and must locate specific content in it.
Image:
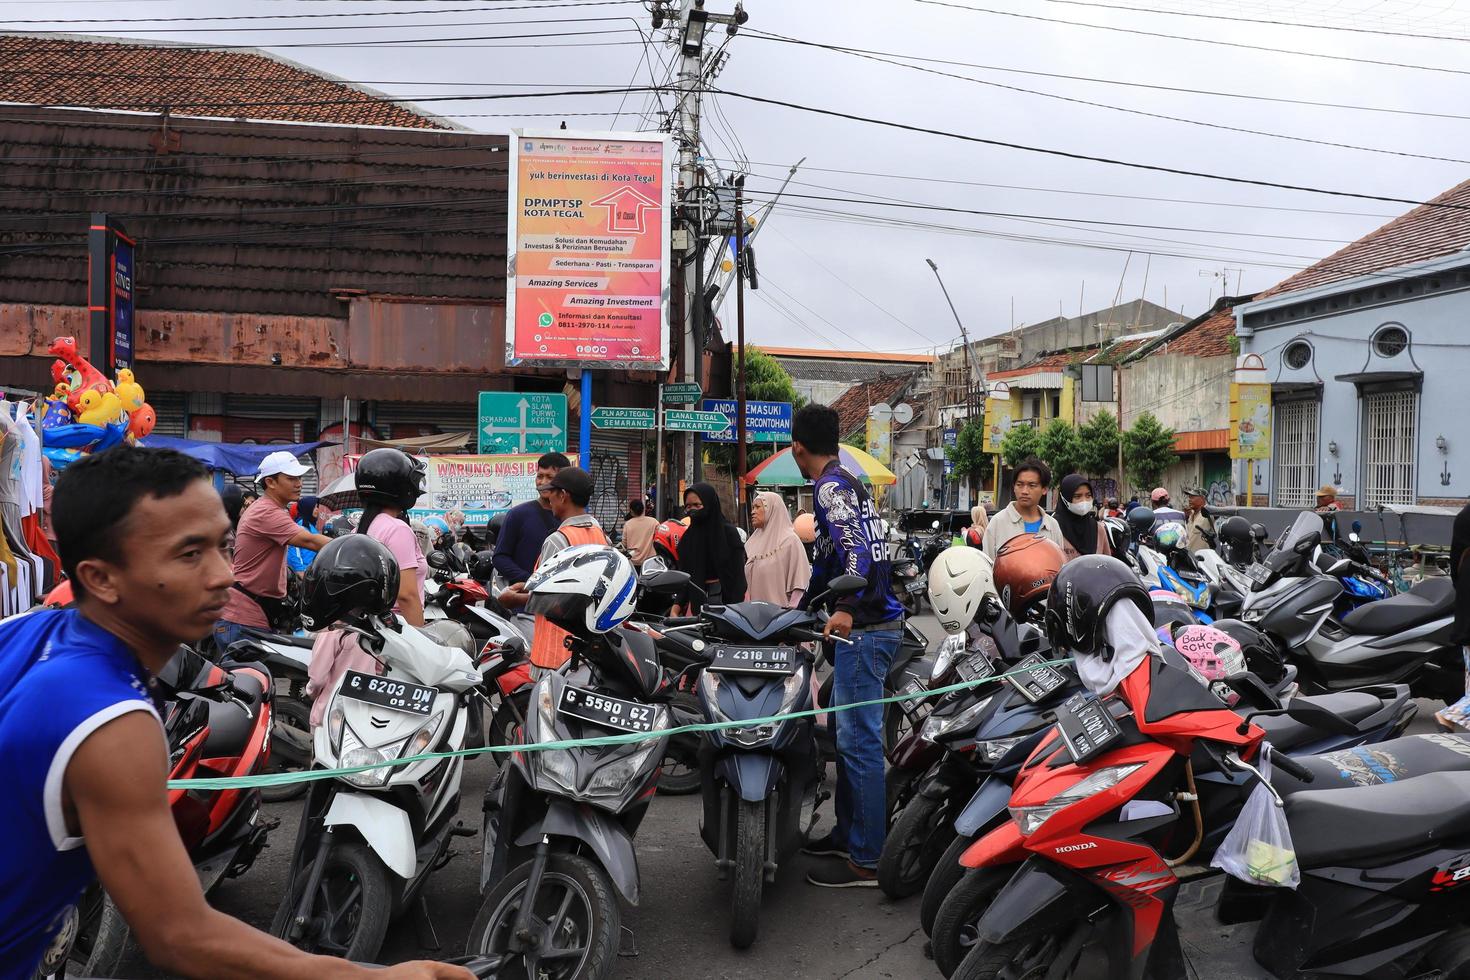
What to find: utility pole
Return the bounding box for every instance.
[926,258,983,507]
[661,0,746,498]
[734,176,749,521]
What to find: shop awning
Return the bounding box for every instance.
[140,435,335,477]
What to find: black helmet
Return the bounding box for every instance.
[302,535,401,630]
[219,483,247,527]
[356,448,426,510]
[1126,506,1156,537]
[1044,555,1153,657]
[452,542,475,570]
[471,549,496,582]
[1215,516,1254,565]
[1207,618,1287,685]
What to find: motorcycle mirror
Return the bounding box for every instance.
[1293,532,1320,556]
[1283,697,1359,736]
[644,569,692,595]
[641,555,669,575]
[1224,672,1279,712]
[1250,523,1268,541]
[427,550,452,570]
[1351,520,1363,533]
[1348,532,1361,544]
[828,573,869,596]
[498,635,528,662]
[932,520,941,530]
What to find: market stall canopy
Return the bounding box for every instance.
[140,435,333,478]
[357,431,472,452]
[744,444,896,487]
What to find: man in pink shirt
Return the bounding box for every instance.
[214,451,332,652]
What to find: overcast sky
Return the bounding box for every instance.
[13,0,1470,354]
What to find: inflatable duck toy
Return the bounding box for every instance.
[126,403,156,440]
[77,389,123,428]
[114,369,146,413]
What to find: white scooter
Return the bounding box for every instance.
[271,612,486,963]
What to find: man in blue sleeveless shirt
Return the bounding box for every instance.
[0,446,468,979]
[790,405,904,888]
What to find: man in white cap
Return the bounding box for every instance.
[213,450,332,651]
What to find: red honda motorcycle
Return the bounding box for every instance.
[66,647,275,977]
[952,645,1470,979]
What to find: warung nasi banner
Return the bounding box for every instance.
[506,130,671,371]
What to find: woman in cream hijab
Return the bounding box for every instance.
[744,491,811,606]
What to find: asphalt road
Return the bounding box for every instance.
[116,611,1443,979]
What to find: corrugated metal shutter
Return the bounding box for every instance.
[1272,399,1319,509]
[149,391,187,438]
[372,401,478,440]
[222,395,321,493]
[1362,390,1417,507]
[587,431,644,536]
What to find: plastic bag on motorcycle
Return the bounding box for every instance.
[1210,746,1300,889]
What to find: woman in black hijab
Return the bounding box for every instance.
[677,482,747,611]
[1053,473,1109,561]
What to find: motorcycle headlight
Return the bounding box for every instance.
[975,735,1027,764]
[931,634,966,682]
[400,710,445,760]
[585,729,666,797]
[699,669,731,724]
[920,694,991,743]
[340,743,395,788]
[327,702,346,754]
[531,746,579,795]
[1009,763,1144,836]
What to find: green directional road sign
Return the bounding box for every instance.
[478,391,567,455]
[660,382,703,405]
[664,409,730,434]
[590,407,656,430]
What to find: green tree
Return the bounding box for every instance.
[1076,410,1120,478]
[946,418,989,487]
[1000,422,1042,468]
[1121,411,1178,490]
[1037,419,1080,478]
[703,348,804,473]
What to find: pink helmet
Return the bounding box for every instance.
[1170,624,1247,703]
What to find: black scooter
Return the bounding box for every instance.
[680,573,868,949]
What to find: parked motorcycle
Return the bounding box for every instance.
[227,625,315,802]
[1240,511,1462,701]
[272,597,484,962]
[680,573,868,948]
[69,646,274,976]
[468,550,681,979]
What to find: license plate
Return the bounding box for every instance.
[340,670,435,716]
[1054,692,1124,764]
[1246,562,1272,586]
[558,685,659,734]
[955,651,995,684]
[1004,652,1069,703]
[905,581,926,593]
[708,644,797,675]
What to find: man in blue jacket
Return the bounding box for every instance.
[792,404,903,888]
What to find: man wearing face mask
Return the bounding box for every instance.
[1053,473,1110,561]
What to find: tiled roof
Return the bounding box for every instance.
[1259,176,1470,299]
[0,34,448,129]
[759,345,936,364]
[989,348,1089,380]
[830,371,921,438]
[1130,295,1251,361]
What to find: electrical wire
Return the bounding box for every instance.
[0,15,639,35]
[1039,0,1470,42]
[744,30,1470,166]
[759,274,881,351]
[916,0,1470,79]
[0,2,640,24]
[709,87,1470,213]
[0,27,642,49]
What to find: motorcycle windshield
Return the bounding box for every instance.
[1272,512,1323,555]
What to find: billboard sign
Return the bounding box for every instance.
[346,452,577,524]
[506,130,671,371]
[111,231,135,372]
[477,391,567,455]
[1229,383,1272,460]
[701,399,792,444]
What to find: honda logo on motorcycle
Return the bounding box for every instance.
[1055,841,1098,854]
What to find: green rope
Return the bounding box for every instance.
[168,659,1071,790]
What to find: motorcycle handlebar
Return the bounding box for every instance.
[1270,750,1315,784]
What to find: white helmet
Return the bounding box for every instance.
[927,546,997,634]
[526,544,638,637]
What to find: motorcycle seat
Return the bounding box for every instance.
[201,671,267,759]
[1254,691,1384,750]
[239,625,315,650]
[1286,769,1470,867]
[1338,577,1454,635]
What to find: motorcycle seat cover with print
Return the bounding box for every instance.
[1286,770,1470,867]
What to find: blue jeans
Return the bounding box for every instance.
[831,625,900,868]
[213,619,252,658]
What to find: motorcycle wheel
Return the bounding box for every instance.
[71,888,131,978]
[658,734,702,795]
[883,702,916,757]
[270,840,392,963]
[886,766,920,820]
[877,790,957,899]
[930,866,1012,977]
[921,835,973,936]
[730,799,765,950]
[465,852,619,980]
[262,696,312,803]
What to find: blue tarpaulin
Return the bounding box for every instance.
[139,436,335,477]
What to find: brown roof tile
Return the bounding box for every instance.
[1157,309,1236,357]
[1259,176,1470,299]
[830,371,920,438]
[0,34,448,129]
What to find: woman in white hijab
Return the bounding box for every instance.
[744,491,811,607]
